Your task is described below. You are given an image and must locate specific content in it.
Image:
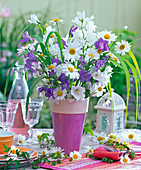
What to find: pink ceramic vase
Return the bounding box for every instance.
[50,98,89,155]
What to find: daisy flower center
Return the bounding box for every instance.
[68,67,74,73]
[25,44,28,47]
[50,34,54,38]
[73,154,78,159]
[55,151,61,155]
[97,50,103,54]
[97,136,103,141]
[98,87,103,91]
[109,134,113,138]
[128,134,134,139]
[69,48,76,55]
[43,151,46,155]
[19,139,23,144]
[11,149,16,154]
[123,158,128,163]
[48,65,55,70]
[54,18,59,22]
[89,54,94,58]
[57,90,63,96]
[89,148,93,154]
[104,34,110,39]
[120,44,125,50]
[40,54,44,57]
[37,135,41,139]
[113,56,118,62]
[109,54,113,57]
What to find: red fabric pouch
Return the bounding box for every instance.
[92,145,122,160]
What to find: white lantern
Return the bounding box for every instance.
[94,92,126,135]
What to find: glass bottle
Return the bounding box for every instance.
[8,65,29,136]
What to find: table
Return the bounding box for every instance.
[4,129,141,169]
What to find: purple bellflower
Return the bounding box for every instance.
[19,30,31,43]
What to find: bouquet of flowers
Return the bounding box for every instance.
[5,11,140,111]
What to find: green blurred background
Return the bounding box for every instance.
[0,0,141,129]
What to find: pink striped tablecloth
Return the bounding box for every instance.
[40,141,141,170]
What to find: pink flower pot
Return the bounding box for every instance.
[50,98,89,155]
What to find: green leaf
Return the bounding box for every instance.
[118,56,130,125]
[32,35,43,43]
[69,158,73,162]
[129,50,141,79]
[123,58,139,122]
[108,58,122,68]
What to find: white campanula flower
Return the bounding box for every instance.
[85,48,100,61]
[50,18,64,25]
[56,64,66,77]
[120,155,130,164]
[28,14,40,24]
[85,31,97,46]
[72,29,85,46]
[63,42,81,62]
[123,26,128,30]
[71,86,85,100]
[17,134,27,145]
[90,82,106,97]
[70,151,82,160]
[72,11,85,26]
[97,30,117,43]
[49,44,60,56]
[53,87,67,101]
[33,71,41,78]
[63,64,79,79]
[115,40,131,55]
[85,20,97,33]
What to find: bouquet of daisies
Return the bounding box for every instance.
[7,11,140,104]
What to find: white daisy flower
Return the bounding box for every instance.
[84,146,94,154]
[70,151,82,160]
[97,30,117,43]
[53,87,67,101]
[89,66,97,76]
[42,78,52,87]
[10,146,20,156]
[51,147,65,158]
[85,48,100,61]
[120,155,130,164]
[50,18,64,25]
[28,14,40,24]
[33,130,43,141]
[45,63,57,72]
[17,134,27,145]
[71,86,85,100]
[90,82,106,97]
[85,31,97,46]
[115,40,131,55]
[108,52,120,64]
[64,64,79,79]
[43,26,56,44]
[63,42,81,62]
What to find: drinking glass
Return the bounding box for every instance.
[21,99,44,138]
[0,101,18,131]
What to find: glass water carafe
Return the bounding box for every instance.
[8,65,29,136]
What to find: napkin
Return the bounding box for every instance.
[92,145,122,160]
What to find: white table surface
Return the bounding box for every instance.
[1,128,141,170]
